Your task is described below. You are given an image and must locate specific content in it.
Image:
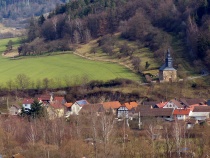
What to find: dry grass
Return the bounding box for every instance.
[75,36,161,80]
[3,51,19,57]
[0,23,24,36]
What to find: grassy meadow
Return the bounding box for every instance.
[0,38,140,88]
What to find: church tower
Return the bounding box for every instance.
[159,49,177,82]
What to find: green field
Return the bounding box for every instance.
[0,38,140,87]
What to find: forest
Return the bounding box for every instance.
[18,0,210,72]
[0,0,67,27]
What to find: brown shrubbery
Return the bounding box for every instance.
[1,114,210,157]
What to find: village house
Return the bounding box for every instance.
[117,106,129,118]
[117,102,138,118]
[70,100,89,115]
[38,94,53,105]
[22,98,34,112]
[47,102,65,119]
[153,101,167,108]
[46,95,68,119]
[79,103,104,116]
[189,106,210,121]
[64,102,73,111]
[163,99,184,109]
[128,106,174,128]
[179,98,206,108]
[173,109,190,120]
[53,96,66,105]
[132,106,174,119]
[103,101,121,115]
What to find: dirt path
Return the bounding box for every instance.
[2,52,19,57]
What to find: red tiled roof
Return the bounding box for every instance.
[170,99,183,108]
[22,98,34,104]
[80,104,104,113]
[156,102,167,108]
[180,98,206,106]
[136,107,174,117]
[103,101,121,109]
[64,103,73,108]
[189,104,207,111]
[39,95,51,101]
[54,96,64,102]
[173,109,190,115]
[192,106,210,112]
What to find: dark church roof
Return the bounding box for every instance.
[159,49,176,71]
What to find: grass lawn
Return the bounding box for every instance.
[0,38,140,87]
[0,37,20,52]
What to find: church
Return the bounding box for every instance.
[159,49,177,82]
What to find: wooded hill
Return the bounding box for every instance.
[20,0,210,73]
[0,0,67,27]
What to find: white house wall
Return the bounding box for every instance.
[117,107,128,118]
[189,111,210,120]
[23,104,31,111]
[176,115,188,120]
[163,102,177,109]
[71,103,82,115]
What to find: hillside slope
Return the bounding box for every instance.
[17,0,210,79]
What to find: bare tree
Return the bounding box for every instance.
[83,29,92,43]
[173,121,182,157]
[100,113,115,157]
[73,30,81,44]
[42,78,49,90]
[6,79,14,91]
[15,73,30,90]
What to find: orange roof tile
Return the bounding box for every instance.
[156,102,167,108]
[123,102,138,110]
[103,101,121,109]
[130,102,138,107]
[173,109,190,115]
[124,103,131,110]
[64,103,73,108]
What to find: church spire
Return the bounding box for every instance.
[165,48,173,68]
